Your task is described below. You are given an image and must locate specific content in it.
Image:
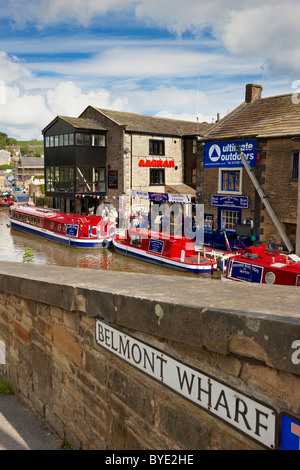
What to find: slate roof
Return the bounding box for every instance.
[89,107,212,137]
[203,92,300,140]
[57,116,107,131]
[42,116,107,134]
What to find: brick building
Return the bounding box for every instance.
[198,84,300,255]
[43,108,211,216]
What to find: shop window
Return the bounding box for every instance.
[219,168,241,193]
[292,152,299,179]
[150,169,165,185]
[149,139,165,156]
[221,210,239,230]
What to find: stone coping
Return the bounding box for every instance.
[0,261,299,375]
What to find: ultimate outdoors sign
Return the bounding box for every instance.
[204,140,257,168]
[95,320,277,449]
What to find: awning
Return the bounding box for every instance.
[165,184,196,196]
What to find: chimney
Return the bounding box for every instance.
[245,84,262,103]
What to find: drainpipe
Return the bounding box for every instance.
[236,145,294,253]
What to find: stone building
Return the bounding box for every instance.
[42,108,211,216]
[198,84,300,255]
[14,156,45,190]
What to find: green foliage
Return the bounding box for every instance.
[23,248,34,263]
[0,165,13,170]
[0,381,14,395]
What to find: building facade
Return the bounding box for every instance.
[197,84,300,255]
[43,108,211,217]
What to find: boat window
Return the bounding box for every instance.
[50,222,54,230]
[24,215,30,223]
[19,214,24,221]
[30,216,37,225]
[37,218,44,227]
[63,224,66,232]
[130,235,142,247]
[296,276,300,287]
[57,224,61,231]
[265,271,276,285]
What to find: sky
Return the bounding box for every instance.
[0,0,299,140]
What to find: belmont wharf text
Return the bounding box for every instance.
[95,321,276,449]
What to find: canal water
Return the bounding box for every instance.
[0,208,219,280]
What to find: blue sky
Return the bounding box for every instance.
[0,0,299,140]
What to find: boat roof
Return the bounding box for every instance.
[13,206,89,223]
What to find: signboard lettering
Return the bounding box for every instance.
[95,320,276,448]
[204,140,257,168]
[139,159,175,168]
[211,194,249,209]
[66,224,78,237]
[148,238,164,254]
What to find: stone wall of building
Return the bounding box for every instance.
[260,137,299,248]
[0,262,299,450]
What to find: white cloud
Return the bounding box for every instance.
[0,51,31,83]
[9,0,136,27]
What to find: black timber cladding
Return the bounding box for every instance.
[42,116,107,167]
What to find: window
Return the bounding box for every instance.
[219,168,241,193]
[92,134,105,146]
[149,139,165,156]
[64,134,69,146]
[59,135,64,146]
[150,169,165,185]
[76,167,106,193]
[292,152,299,179]
[45,136,49,147]
[54,135,59,146]
[221,210,239,230]
[76,133,84,145]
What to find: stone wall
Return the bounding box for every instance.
[0,261,299,450]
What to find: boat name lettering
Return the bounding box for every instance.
[139,159,175,168]
[95,320,276,449]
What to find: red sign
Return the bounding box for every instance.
[139,159,175,168]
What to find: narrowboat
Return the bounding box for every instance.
[10,206,114,248]
[112,228,218,274]
[203,222,255,252]
[221,244,300,286]
[0,194,15,207]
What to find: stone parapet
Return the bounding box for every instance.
[0,261,299,450]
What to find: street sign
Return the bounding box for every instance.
[280,413,300,450]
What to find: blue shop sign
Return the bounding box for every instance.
[211,194,249,209]
[281,414,300,450]
[204,140,257,168]
[148,192,168,201]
